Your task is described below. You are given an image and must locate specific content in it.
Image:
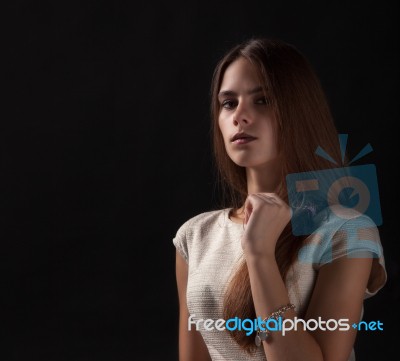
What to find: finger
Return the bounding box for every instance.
[253,193,279,205]
[244,199,253,224]
[244,198,254,211]
[256,192,287,207]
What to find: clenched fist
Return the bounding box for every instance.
[242,193,292,258]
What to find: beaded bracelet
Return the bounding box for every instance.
[255,303,295,347]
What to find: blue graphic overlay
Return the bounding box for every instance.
[286,135,383,263]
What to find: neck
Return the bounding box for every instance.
[246,160,282,195]
[230,159,282,223]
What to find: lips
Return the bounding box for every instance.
[230,132,257,143]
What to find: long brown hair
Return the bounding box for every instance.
[210,38,343,354]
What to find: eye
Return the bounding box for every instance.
[221,99,237,110]
[255,97,268,105]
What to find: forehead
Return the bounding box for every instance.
[219,57,260,91]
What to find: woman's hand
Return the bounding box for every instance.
[241,193,292,258]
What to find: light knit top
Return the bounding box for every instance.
[173,208,387,361]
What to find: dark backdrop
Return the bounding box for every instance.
[3,1,399,360]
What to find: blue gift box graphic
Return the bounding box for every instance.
[286,135,383,263]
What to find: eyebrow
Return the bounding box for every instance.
[218,86,263,98]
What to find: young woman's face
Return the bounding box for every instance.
[218,57,279,169]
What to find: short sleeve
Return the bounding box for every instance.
[316,213,387,298]
[172,219,190,263]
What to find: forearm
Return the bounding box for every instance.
[246,255,324,361]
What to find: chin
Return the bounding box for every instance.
[230,157,261,168]
[227,147,279,167]
[230,155,279,169]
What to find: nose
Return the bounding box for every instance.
[233,100,251,127]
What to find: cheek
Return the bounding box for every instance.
[218,118,228,141]
[268,128,279,154]
[259,121,278,152]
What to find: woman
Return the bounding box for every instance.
[173,38,386,361]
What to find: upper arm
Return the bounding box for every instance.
[304,256,373,361]
[175,251,211,361]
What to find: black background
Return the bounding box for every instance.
[3,1,399,360]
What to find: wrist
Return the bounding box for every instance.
[244,251,277,265]
[241,237,278,260]
[241,233,278,259]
